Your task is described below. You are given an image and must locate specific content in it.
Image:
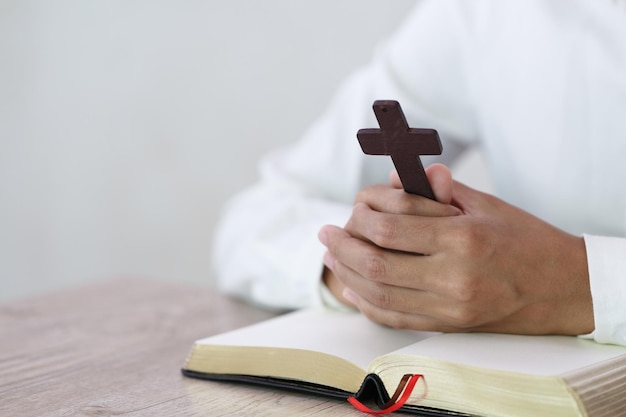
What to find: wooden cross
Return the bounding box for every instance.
[357,100,442,200]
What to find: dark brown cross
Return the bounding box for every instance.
[357,100,442,200]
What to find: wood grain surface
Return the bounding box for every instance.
[0,278,378,416]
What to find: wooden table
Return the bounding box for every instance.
[0,278,378,416]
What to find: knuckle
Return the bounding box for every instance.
[354,187,371,202]
[442,274,486,328]
[447,305,481,328]
[448,274,480,303]
[368,285,393,309]
[452,223,494,258]
[360,250,387,281]
[354,185,382,205]
[371,216,399,247]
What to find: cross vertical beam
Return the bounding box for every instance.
[357,100,442,200]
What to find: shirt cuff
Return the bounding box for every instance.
[582,234,626,346]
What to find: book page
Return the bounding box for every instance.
[198,308,438,369]
[388,333,626,376]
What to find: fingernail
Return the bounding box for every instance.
[323,251,335,269]
[317,225,329,246]
[318,226,329,246]
[342,287,358,305]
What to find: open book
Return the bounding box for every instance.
[181,308,626,416]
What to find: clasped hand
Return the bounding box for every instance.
[318,164,594,335]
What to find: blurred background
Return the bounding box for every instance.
[0,0,491,303]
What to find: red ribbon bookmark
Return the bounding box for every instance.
[348,374,424,415]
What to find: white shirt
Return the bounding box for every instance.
[213,0,626,346]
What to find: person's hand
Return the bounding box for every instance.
[321,164,458,307]
[319,164,594,336]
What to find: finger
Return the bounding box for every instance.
[344,284,499,333]
[321,222,488,331]
[322,232,448,319]
[333,252,445,316]
[321,265,355,307]
[425,163,453,204]
[346,202,451,255]
[322,222,450,294]
[355,185,461,217]
[343,287,458,332]
[389,164,453,205]
[389,169,403,189]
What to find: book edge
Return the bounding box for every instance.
[181,369,475,417]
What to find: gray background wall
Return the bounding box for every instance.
[0,0,491,302]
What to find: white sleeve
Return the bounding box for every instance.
[211,71,387,310]
[210,76,372,310]
[212,0,477,310]
[582,234,626,346]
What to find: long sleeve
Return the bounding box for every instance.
[583,235,626,346]
[211,1,477,310]
[212,0,626,347]
[211,69,470,309]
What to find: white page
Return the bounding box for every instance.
[389,333,626,376]
[200,308,626,375]
[199,308,437,369]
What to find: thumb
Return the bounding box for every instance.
[389,169,404,189]
[390,164,453,204]
[426,163,454,204]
